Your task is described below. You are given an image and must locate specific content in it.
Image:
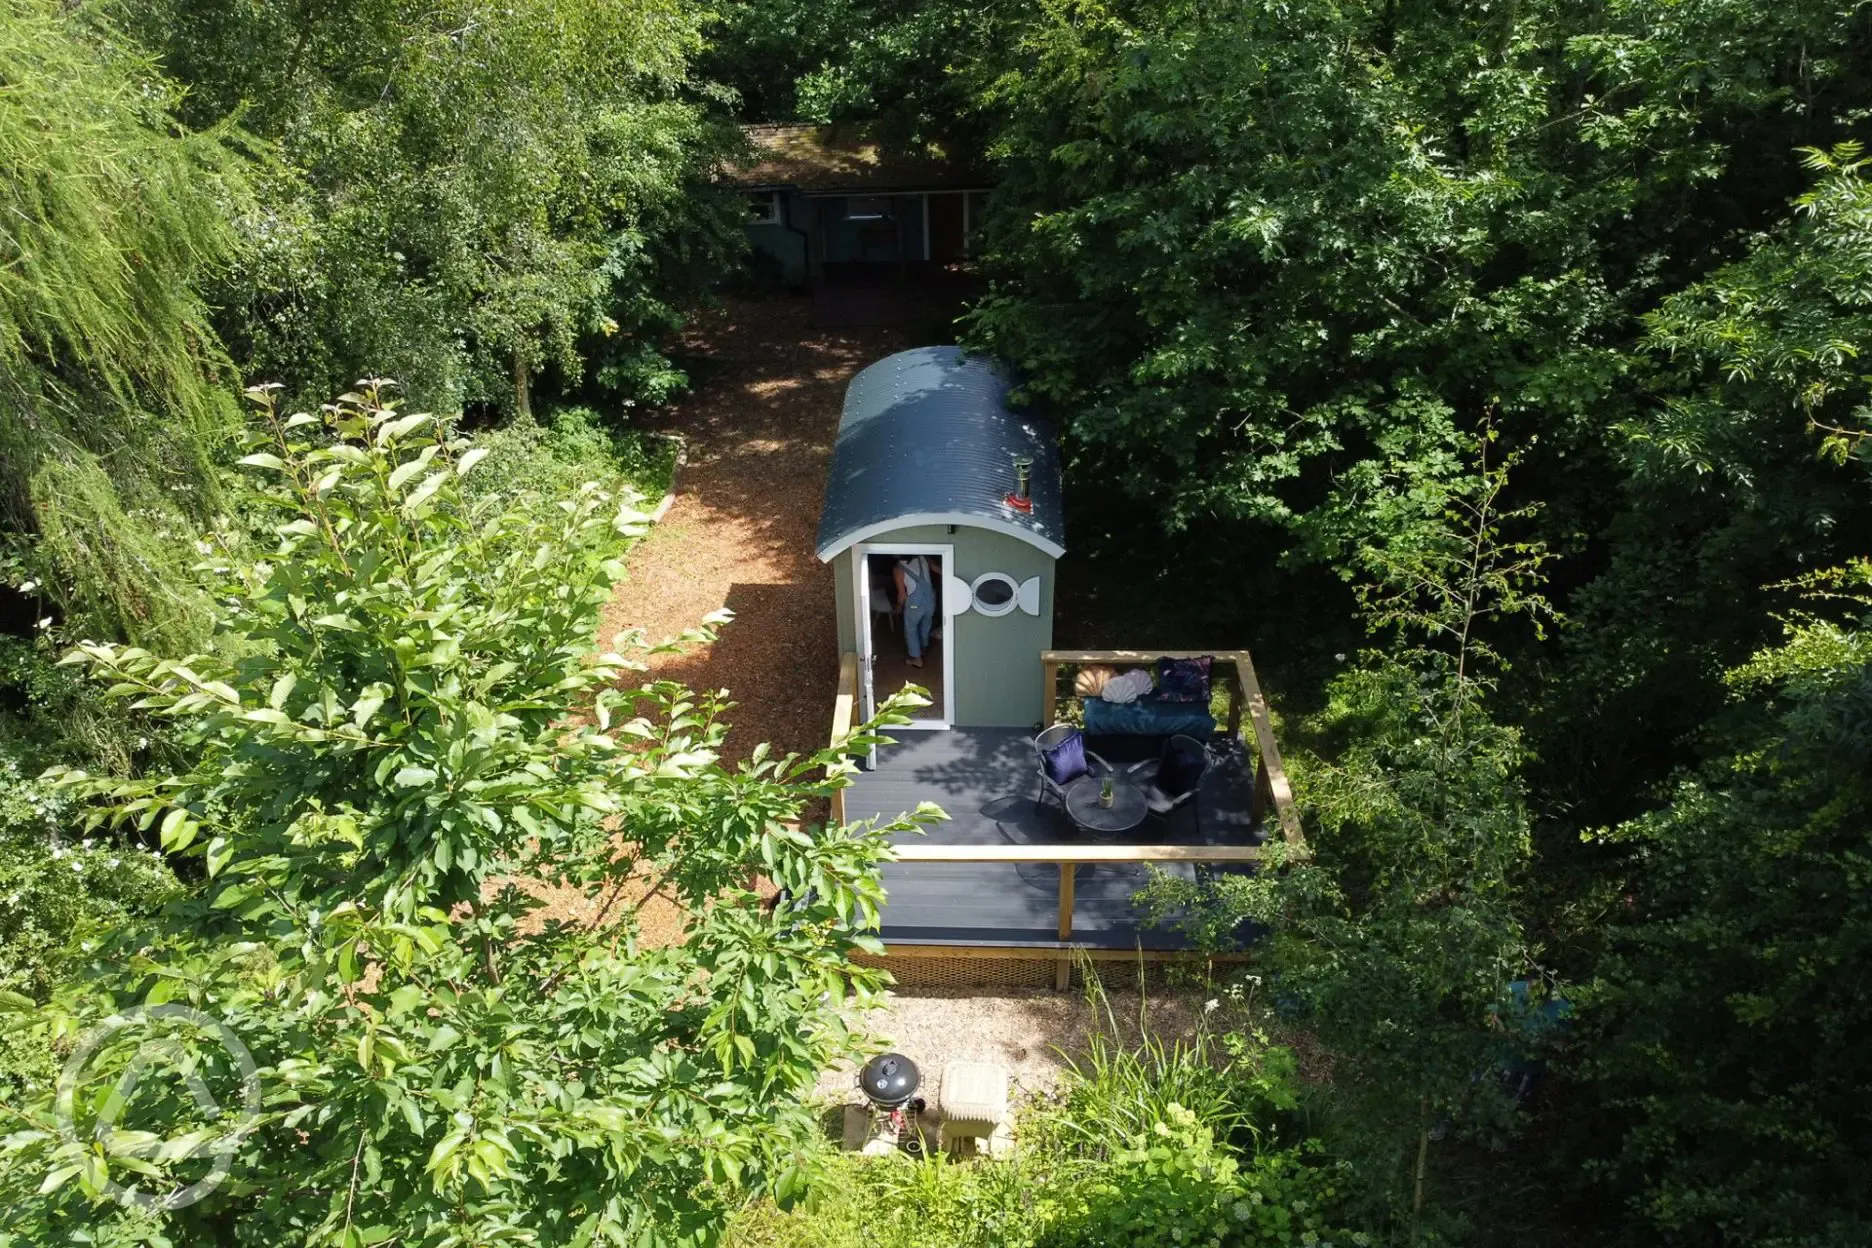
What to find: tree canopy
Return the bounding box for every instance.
[0,0,252,645]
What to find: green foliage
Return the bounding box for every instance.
[462,405,680,525]
[703,0,1001,145]
[730,1022,1360,1248]
[1576,563,1872,1245]
[0,383,929,1245]
[133,0,746,419]
[1036,1107,1354,1248]
[0,757,177,1000]
[732,1117,1358,1248]
[0,747,180,1101]
[1142,444,1548,1233]
[967,0,1872,527]
[1636,142,1872,475]
[1024,981,1300,1165]
[0,0,252,646]
[730,1148,1033,1248]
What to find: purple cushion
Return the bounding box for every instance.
[1040,731,1088,786]
[1155,656,1213,703]
[1157,740,1206,798]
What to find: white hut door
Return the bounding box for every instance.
[853,543,955,732]
[854,550,877,728]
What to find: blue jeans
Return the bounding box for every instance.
[903,601,934,660]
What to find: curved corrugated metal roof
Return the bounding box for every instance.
[815,347,1065,562]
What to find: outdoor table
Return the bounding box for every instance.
[1063,773,1149,841]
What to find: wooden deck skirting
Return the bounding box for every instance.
[892,843,1261,864]
[827,647,1299,988]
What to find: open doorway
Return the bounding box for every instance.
[856,545,952,728]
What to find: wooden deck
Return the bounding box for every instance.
[843,728,1267,949]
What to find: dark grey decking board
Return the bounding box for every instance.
[843,728,1263,949]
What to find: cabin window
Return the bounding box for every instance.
[746,192,781,226]
[969,572,1020,617]
[845,196,891,221]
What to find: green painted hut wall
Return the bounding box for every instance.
[835,523,1054,729]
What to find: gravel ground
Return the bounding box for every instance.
[814,986,1214,1107]
[601,297,910,771]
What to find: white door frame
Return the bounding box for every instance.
[854,542,956,730]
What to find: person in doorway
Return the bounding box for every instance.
[893,554,935,668]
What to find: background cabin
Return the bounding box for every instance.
[727,125,989,285]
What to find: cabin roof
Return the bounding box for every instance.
[816,347,1065,562]
[723,124,987,195]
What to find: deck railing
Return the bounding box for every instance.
[884,842,1265,988]
[1041,649,1303,850]
[826,646,1302,988]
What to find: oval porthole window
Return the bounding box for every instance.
[970,572,1019,617]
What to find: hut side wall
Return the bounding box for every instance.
[834,550,856,655]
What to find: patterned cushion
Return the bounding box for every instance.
[1155,656,1213,703]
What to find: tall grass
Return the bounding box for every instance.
[730,1149,1037,1248]
[1024,959,1299,1161]
[728,962,1318,1248]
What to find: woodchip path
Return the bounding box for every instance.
[600,298,909,770]
[518,299,909,943]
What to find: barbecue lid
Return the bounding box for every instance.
[858,1052,920,1106]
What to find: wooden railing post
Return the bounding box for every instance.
[1056,862,1075,990]
[1233,649,1303,848]
[827,652,859,827]
[1251,752,1269,826]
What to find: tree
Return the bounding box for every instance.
[1143,436,1552,1236]
[704,0,1003,147]
[1637,142,1872,472]
[966,0,1872,534]
[0,383,928,1245]
[1578,563,1872,1246]
[0,0,252,645]
[1562,146,1872,1246]
[132,0,746,419]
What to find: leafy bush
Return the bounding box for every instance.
[463,404,678,518]
[730,1108,1360,1248]
[1038,1105,1355,1248]
[1575,563,1872,1245]
[732,1148,1035,1248]
[0,383,926,1245]
[1026,1016,1300,1162]
[0,748,178,1099]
